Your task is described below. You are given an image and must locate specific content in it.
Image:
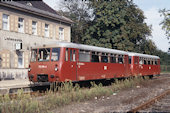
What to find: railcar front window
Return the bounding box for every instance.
[31,49,37,62]
[51,48,60,61]
[38,48,50,61]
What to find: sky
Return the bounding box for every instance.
[43,0,170,52]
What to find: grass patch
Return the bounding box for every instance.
[0,76,149,113]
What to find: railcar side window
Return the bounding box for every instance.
[70,50,73,61]
[110,54,116,63]
[38,48,50,61]
[51,48,60,61]
[101,53,108,63]
[118,55,123,64]
[65,48,68,61]
[155,60,158,65]
[31,49,37,62]
[91,51,99,62]
[79,50,90,62]
[70,49,76,61]
[139,57,143,64]
[128,56,131,64]
[144,59,147,64]
[134,57,138,64]
[152,60,154,65]
[73,50,76,61]
[148,60,151,65]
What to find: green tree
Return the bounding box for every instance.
[82,0,151,52]
[58,0,92,43]
[160,9,170,40]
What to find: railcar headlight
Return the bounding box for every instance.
[55,67,58,71]
[28,68,31,72]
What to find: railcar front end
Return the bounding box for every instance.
[28,47,62,83]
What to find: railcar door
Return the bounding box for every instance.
[61,48,77,81]
[133,56,139,76]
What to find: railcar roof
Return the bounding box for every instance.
[128,52,160,59]
[35,42,128,55]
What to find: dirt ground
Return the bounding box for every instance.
[52,74,170,113]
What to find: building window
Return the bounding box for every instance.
[32,21,37,35]
[59,27,64,40]
[18,18,24,33]
[17,51,24,68]
[2,14,9,30]
[45,24,49,37]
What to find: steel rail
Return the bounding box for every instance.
[128,89,170,113]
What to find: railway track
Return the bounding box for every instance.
[129,89,170,112]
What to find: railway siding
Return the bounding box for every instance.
[139,91,170,112]
[129,89,170,112]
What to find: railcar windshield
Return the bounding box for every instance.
[38,48,51,61]
[51,48,60,61]
[31,49,37,62]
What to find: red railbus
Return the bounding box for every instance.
[28,42,160,83]
[128,52,160,77]
[28,42,131,83]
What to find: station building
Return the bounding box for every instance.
[0,1,72,80]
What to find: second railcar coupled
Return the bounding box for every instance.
[28,42,160,83]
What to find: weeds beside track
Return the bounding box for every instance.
[0,76,149,113]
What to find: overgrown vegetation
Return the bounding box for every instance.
[0,76,149,113]
[161,65,170,72]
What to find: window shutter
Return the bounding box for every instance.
[0,12,2,30]
[25,19,29,34]
[49,24,53,38]
[42,22,45,37]
[64,27,71,42]
[24,51,29,68]
[14,16,18,32]
[28,19,32,34]
[10,15,15,31]
[6,53,10,68]
[37,21,41,36]
[55,26,59,40]
[1,50,10,68]
[14,53,18,68]
[64,27,68,41]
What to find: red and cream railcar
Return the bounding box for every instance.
[28,42,131,83]
[128,52,160,76]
